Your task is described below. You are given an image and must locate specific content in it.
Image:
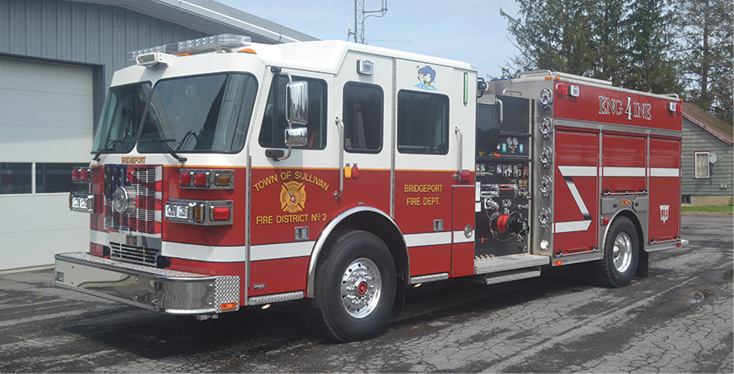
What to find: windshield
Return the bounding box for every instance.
[92,82,151,153]
[138,73,257,153]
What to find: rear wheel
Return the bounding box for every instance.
[592,216,639,287]
[303,230,396,342]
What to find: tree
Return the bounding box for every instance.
[623,0,682,94]
[587,0,627,85]
[501,0,682,95]
[500,0,595,75]
[676,0,733,125]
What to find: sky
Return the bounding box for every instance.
[219,0,521,79]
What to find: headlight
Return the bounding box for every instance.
[69,193,94,213]
[165,199,233,226]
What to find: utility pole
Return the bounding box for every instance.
[348,0,387,44]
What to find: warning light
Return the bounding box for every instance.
[668,102,682,113]
[211,206,231,221]
[344,164,352,179]
[601,217,610,226]
[553,260,563,266]
[220,302,237,311]
[351,164,359,179]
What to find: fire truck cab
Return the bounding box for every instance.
[56,34,683,342]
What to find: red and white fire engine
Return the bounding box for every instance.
[56,34,683,341]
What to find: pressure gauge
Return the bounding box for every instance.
[513,137,519,146]
[507,137,513,146]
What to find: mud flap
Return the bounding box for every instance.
[635,250,649,278]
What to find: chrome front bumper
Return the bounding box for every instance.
[54,252,239,314]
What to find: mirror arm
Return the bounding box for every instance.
[276,72,294,161]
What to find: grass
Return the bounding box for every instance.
[681,205,734,213]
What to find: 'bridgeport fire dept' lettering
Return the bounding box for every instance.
[403,184,443,193]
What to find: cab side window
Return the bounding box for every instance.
[343,83,383,153]
[259,75,327,149]
[397,90,449,154]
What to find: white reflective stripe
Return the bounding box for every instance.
[453,230,474,244]
[475,202,482,212]
[558,166,597,177]
[650,168,680,177]
[404,232,452,247]
[565,179,591,217]
[162,241,246,262]
[475,182,481,201]
[554,220,591,233]
[90,230,109,246]
[603,167,646,177]
[251,241,315,261]
[160,241,315,262]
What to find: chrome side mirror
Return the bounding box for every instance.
[285,126,308,147]
[286,81,308,125]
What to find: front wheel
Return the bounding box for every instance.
[592,216,639,287]
[302,230,396,342]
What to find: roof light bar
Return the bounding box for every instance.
[127,34,252,65]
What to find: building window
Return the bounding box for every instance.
[343,83,383,153]
[0,163,32,194]
[36,163,89,193]
[694,151,710,179]
[397,90,449,154]
[681,195,691,204]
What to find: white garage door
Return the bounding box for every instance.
[0,57,93,271]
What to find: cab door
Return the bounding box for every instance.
[333,54,393,215]
[392,60,474,278]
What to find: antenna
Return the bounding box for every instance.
[348,0,388,44]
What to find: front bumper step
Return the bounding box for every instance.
[54,252,239,314]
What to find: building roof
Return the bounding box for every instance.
[75,0,317,44]
[683,102,733,146]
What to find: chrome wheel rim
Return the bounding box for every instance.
[341,257,381,319]
[612,232,632,273]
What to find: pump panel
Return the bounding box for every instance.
[474,96,532,257]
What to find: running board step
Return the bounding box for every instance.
[480,268,542,285]
[474,254,549,275]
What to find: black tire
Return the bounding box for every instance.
[592,216,639,287]
[302,230,396,342]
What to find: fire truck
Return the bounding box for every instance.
[56,34,683,342]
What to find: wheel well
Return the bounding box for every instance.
[335,211,408,283]
[610,210,645,252]
[609,210,648,277]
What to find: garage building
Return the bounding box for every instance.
[0,0,314,270]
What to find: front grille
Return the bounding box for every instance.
[104,165,162,234]
[110,241,160,266]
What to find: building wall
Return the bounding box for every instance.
[0,0,207,97]
[681,118,733,205]
[0,0,208,270]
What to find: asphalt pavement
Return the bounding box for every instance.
[0,215,731,373]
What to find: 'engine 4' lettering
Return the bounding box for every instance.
[599,96,652,121]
